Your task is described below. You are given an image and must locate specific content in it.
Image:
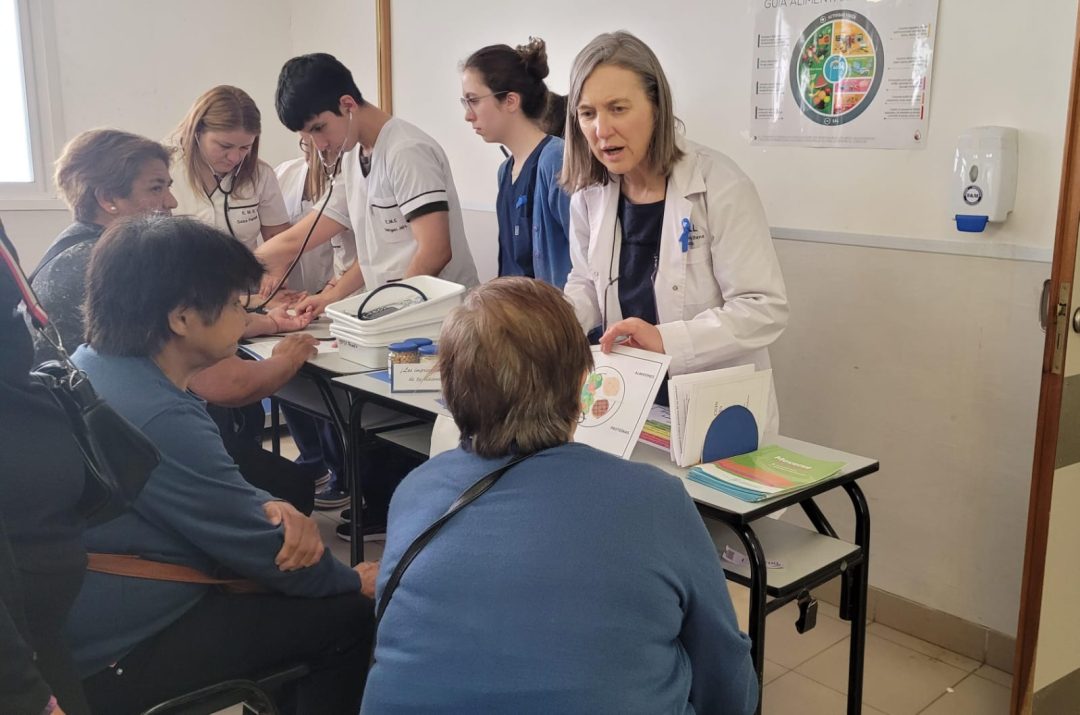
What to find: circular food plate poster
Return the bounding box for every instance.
[790,9,884,126]
[579,366,625,427]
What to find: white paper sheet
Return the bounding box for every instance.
[573,346,672,460]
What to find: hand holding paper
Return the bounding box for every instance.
[599,318,665,354]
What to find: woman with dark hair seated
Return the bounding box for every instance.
[68,215,377,715]
[363,277,756,714]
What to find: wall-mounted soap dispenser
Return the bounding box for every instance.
[953,126,1018,233]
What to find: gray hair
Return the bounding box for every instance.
[560,31,684,192]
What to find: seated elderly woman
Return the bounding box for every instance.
[362,277,756,714]
[67,216,377,715]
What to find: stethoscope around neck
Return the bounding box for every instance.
[194,134,249,239]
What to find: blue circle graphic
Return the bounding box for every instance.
[823,55,847,83]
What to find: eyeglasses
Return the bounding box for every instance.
[459,91,508,110]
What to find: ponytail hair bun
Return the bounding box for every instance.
[516,37,550,81]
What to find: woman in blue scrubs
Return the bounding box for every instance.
[461,38,573,287]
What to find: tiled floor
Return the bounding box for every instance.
[724,583,1011,714]
[244,435,1011,714]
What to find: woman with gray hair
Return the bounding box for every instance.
[562,31,788,432]
[362,277,757,714]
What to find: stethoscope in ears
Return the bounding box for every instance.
[194,133,248,239]
[311,109,352,185]
[247,111,353,313]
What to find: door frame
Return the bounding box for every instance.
[376,0,393,114]
[1013,7,1080,713]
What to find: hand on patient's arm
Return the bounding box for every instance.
[242,303,313,338]
[255,211,349,298]
[295,264,365,317]
[404,211,452,278]
[265,304,315,334]
[353,561,380,599]
[260,289,308,312]
[263,501,325,571]
[599,318,665,354]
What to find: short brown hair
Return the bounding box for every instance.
[54,129,172,223]
[439,277,593,458]
[561,31,684,192]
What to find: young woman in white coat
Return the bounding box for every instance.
[170,86,292,254]
[562,31,788,431]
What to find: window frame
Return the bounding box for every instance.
[0,0,64,209]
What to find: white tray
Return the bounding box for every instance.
[325,276,465,329]
[329,321,443,348]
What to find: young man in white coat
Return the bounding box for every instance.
[255,53,478,317]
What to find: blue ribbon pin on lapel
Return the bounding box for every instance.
[679,218,692,253]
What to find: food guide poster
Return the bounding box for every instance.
[750,0,940,149]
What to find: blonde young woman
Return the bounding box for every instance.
[274,137,358,295]
[170,85,291,252]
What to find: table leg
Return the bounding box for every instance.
[843,482,871,715]
[308,377,364,564]
[345,396,368,565]
[732,523,767,715]
[269,397,280,456]
[800,498,838,539]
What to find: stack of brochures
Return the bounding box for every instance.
[667,365,772,467]
[639,405,672,451]
[688,445,846,502]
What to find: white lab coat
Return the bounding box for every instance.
[565,138,788,434]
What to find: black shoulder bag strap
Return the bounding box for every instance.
[374,452,535,637]
[28,225,99,283]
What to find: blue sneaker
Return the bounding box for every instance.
[314,486,349,510]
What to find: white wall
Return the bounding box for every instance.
[772,240,1045,635]
[288,0,378,108]
[392,0,1067,635]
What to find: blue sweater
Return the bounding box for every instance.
[363,442,757,714]
[496,136,572,288]
[67,347,360,675]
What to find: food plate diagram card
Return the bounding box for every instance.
[574,345,672,459]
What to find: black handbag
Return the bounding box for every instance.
[0,223,159,526]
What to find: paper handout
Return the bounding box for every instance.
[574,346,671,459]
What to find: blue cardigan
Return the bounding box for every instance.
[67,347,360,675]
[496,136,572,288]
[363,442,757,714]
